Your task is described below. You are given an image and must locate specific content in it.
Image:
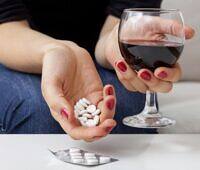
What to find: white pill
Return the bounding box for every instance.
[84,153,96,157]
[80,120,87,127]
[86,158,98,165]
[69,148,81,153]
[78,116,88,122]
[72,158,84,164]
[76,102,85,111]
[86,119,97,127]
[56,151,69,157]
[82,98,91,105]
[94,115,100,125]
[79,99,88,107]
[79,110,89,115]
[85,156,97,160]
[70,152,82,156]
[86,105,96,113]
[99,156,111,164]
[71,155,83,159]
[82,113,93,119]
[92,109,101,116]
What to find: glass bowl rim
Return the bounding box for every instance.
[123,8,181,13]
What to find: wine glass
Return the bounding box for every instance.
[118,8,185,128]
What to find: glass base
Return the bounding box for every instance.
[123,114,176,128]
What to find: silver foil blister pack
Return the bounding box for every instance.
[50,147,118,166]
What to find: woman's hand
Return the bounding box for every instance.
[96,16,195,93]
[42,41,116,142]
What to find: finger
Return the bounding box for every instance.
[41,79,77,129]
[154,63,182,82]
[69,119,115,140]
[115,71,137,92]
[103,84,116,97]
[84,119,117,142]
[157,18,195,39]
[115,60,148,93]
[184,25,195,39]
[99,86,116,122]
[99,119,116,133]
[138,69,173,93]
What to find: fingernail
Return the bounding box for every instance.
[106,99,115,110]
[140,71,151,81]
[106,127,113,133]
[61,108,69,119]
[117,61,127,72]
[106,86,113,95]
[158,71,168,79]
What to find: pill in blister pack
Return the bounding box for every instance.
[49,147,118,166]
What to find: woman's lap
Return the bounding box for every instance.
[0,64,156,134]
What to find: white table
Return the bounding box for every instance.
[0,135,200,170]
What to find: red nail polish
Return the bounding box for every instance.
[106,99,115,110]
[140,71,151,81]
[158,71,168,79]
[117,61,127,72]
[106,86,113,95]
[61,108,69,119]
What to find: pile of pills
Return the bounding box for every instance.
[51,147,118,166]
[74,98,101,127]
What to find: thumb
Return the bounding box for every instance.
[184,25,195,39]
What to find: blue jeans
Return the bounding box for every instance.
[0,64,156,134]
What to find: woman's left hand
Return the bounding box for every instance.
[42,41,116,142]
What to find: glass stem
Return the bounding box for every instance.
[143,91,158,115]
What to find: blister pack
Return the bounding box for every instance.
[50,147,118,166]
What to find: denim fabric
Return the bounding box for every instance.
[0,64,157,134]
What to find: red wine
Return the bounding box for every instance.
[119,40,184,72]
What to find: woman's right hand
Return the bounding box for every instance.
[100,16,195,93]
[41,41,117,142]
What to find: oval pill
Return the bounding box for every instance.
[82,98,91,105]
[76,102,85,111]
[86,105,96,113]
[72,158,84,164]
[86,158,98,165]
[71,155,83,159]
[82,113,93,119]
[92,109,101,116]
[86,119,96,127]
[79,99,88,107]
[84,153,96,157]
[69,148,81,153]
[94,115,100,125]
[78,116,88,122]
[99,156,111,164]
[80,110,88,115]
[70,152,82,156]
